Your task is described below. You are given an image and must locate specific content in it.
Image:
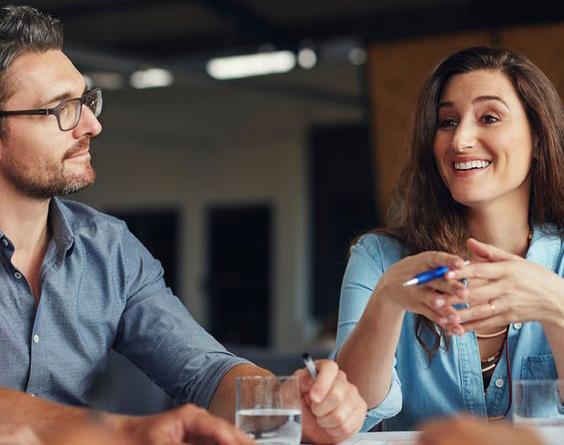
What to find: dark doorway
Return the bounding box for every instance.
[109,209,180,295]
[206,205,271,346]
[309,123,378,321]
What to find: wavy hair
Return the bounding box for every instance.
[383,46,564,360]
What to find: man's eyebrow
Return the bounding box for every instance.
[438,95,510,110]
[39,84,88,107]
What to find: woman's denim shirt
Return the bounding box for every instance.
[331,226,563,431]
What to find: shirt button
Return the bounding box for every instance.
[33,334,40,343]
[2,238,8,247]
[14,271,23,279]
[495,378,504,388]
[513,323,523,330]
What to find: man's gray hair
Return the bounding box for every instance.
[0,5,63,109]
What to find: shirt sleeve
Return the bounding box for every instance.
[330,235,402,430]
[112,225,252,408]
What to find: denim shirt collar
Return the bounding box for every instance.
[527,224,562,272]
[49,197,76,256]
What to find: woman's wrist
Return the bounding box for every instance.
[366,287,406,326]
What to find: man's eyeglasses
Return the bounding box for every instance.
[0,88,102,131]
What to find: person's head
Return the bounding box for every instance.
[391,46,564,255]
[389,46,564,358]
[0,5,102,200]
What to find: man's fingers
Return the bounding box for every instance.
[0,426,42,445]
[294,368,314,394]
[310,369,348,417]
[181,408,253,445]
[319,403,366,441]
[313,383,357,429]
[308,360,339,404]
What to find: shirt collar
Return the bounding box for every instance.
[49,197,76,256]
[526,224,562,272]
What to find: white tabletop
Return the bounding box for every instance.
[338,432,418,445]
[336,427,564,445]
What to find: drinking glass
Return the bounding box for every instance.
[235,376,301,445]
[513,379,564,426]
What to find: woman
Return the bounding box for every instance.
[333,47,564,431]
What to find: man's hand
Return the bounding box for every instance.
[116,404,255,445]
[295,359,367,444]
[417,416,544,445]
[0,426,41,445]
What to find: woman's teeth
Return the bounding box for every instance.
[454,160,491,171]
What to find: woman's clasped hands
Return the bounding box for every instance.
[442,238,564,334]
[373,237,564,335]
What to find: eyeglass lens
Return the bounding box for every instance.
[58,90,102,131]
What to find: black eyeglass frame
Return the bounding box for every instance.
[0,88,102,131]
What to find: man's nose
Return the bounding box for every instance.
[73,104,102,138]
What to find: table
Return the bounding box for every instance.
[337,427,564,445]
[338,432,417,445]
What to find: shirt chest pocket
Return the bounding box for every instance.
[520,353,558,380]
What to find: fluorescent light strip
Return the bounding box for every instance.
[206,51,296,80]
[130,68,174,89]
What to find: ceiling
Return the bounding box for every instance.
[10,0,562,63]
[5,0,562,111]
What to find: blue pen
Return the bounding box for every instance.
[402,263,468,287]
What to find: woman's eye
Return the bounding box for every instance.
[481,114,500,124]
[439,118,457,128]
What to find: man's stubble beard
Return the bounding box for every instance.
[0,138,96,200]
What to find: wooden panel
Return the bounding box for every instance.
[367,32,492,219]
[499,23,564,99]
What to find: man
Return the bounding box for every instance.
[0,5,367,444]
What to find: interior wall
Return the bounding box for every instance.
[499,23,564,98]
[75,68,363,351]
[367,22,564,218]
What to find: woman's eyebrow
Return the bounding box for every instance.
[472,95,510,110]
[438,95,510,111]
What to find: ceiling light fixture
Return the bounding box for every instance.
[206,51,296,80]
[297,48,317,69]
[348,47,367,66]
[130,68,174,89]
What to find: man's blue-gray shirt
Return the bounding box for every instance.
[0,197,249,408]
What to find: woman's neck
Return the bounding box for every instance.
[466,202,531,257]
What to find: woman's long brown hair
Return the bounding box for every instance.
[380,47,564,361]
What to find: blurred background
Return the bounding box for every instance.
[8,0,563,412]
